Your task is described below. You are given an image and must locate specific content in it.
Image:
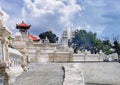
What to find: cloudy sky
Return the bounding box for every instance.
[0,0,120,39]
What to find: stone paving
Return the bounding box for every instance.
[13,63,64,85]
[13,63,85,85]
[1,62,119,85]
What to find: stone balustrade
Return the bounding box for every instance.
[73,52,118,62]
[8,48,23,67]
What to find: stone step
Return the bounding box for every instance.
[63,64,85,85]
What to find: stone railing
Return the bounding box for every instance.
[73,52,118,62]
[8,48,23,67]
[73,53,103,62]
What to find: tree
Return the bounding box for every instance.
[39,31,58,43]
[100,39,113,55]
[113,40,120,62]
[71,29,102,53]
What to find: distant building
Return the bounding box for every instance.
[16,21,40,42]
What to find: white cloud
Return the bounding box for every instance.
[1,0,114,38]
[22,0,82,35]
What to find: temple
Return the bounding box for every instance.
[15,21,73,63]
[0,10,119,85]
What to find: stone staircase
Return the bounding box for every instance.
[63,64,85,85]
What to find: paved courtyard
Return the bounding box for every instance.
[12,62,120,85]
[13,63,64,85]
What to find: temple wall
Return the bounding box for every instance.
[79,62,120,85]
[49,52,73,62]
[73,53,118,62]
[73,54,102,62]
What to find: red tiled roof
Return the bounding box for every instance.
[28,33,40,41]
[16,21,31,29]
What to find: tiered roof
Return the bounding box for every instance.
[28,33,40,41]
[16,21,31,29]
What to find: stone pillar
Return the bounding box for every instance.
[0,63,10,85]
[21,51,27,71]
[4,38,9,65]
[1,38,6,63]
[99,50,103,61]
[0,34,10,65]
[1,38,9,64]
[84,50,87,62]
[4,72,9,85]
[69,48,74,62]
[52,49,57,62]
[35,47,40,62]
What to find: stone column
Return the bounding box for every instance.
[0,37,9,65]
[21,51,27,71]
[84,50,87,62]
[99,50,103,62]
[4,72,9,85]
[36,47,40,62]
[0,64,10,85]
[52,49,57,62]
[1,38,6,63]
[69,48,74,62]
[4,38,9,65]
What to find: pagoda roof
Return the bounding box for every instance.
[28,33,40,41]
[16,21,31,29]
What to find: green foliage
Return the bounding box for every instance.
[113,41,120,54]
[39,31,58,43]
[92,39,103,50]
[113,40,120,62]
[71,29,114,54]
[72,30,99,52]
[8,36,13,48]
[101,40,113,55]
[8,36,12,40]
[70,29,120,56]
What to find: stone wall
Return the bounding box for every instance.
[77,62,120,85]
[73,54,102,62]
[49,52,73,62]
[73,53,118,62]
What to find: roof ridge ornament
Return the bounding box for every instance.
[22,21,24,23]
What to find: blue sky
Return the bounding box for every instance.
[0,0,120,40]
